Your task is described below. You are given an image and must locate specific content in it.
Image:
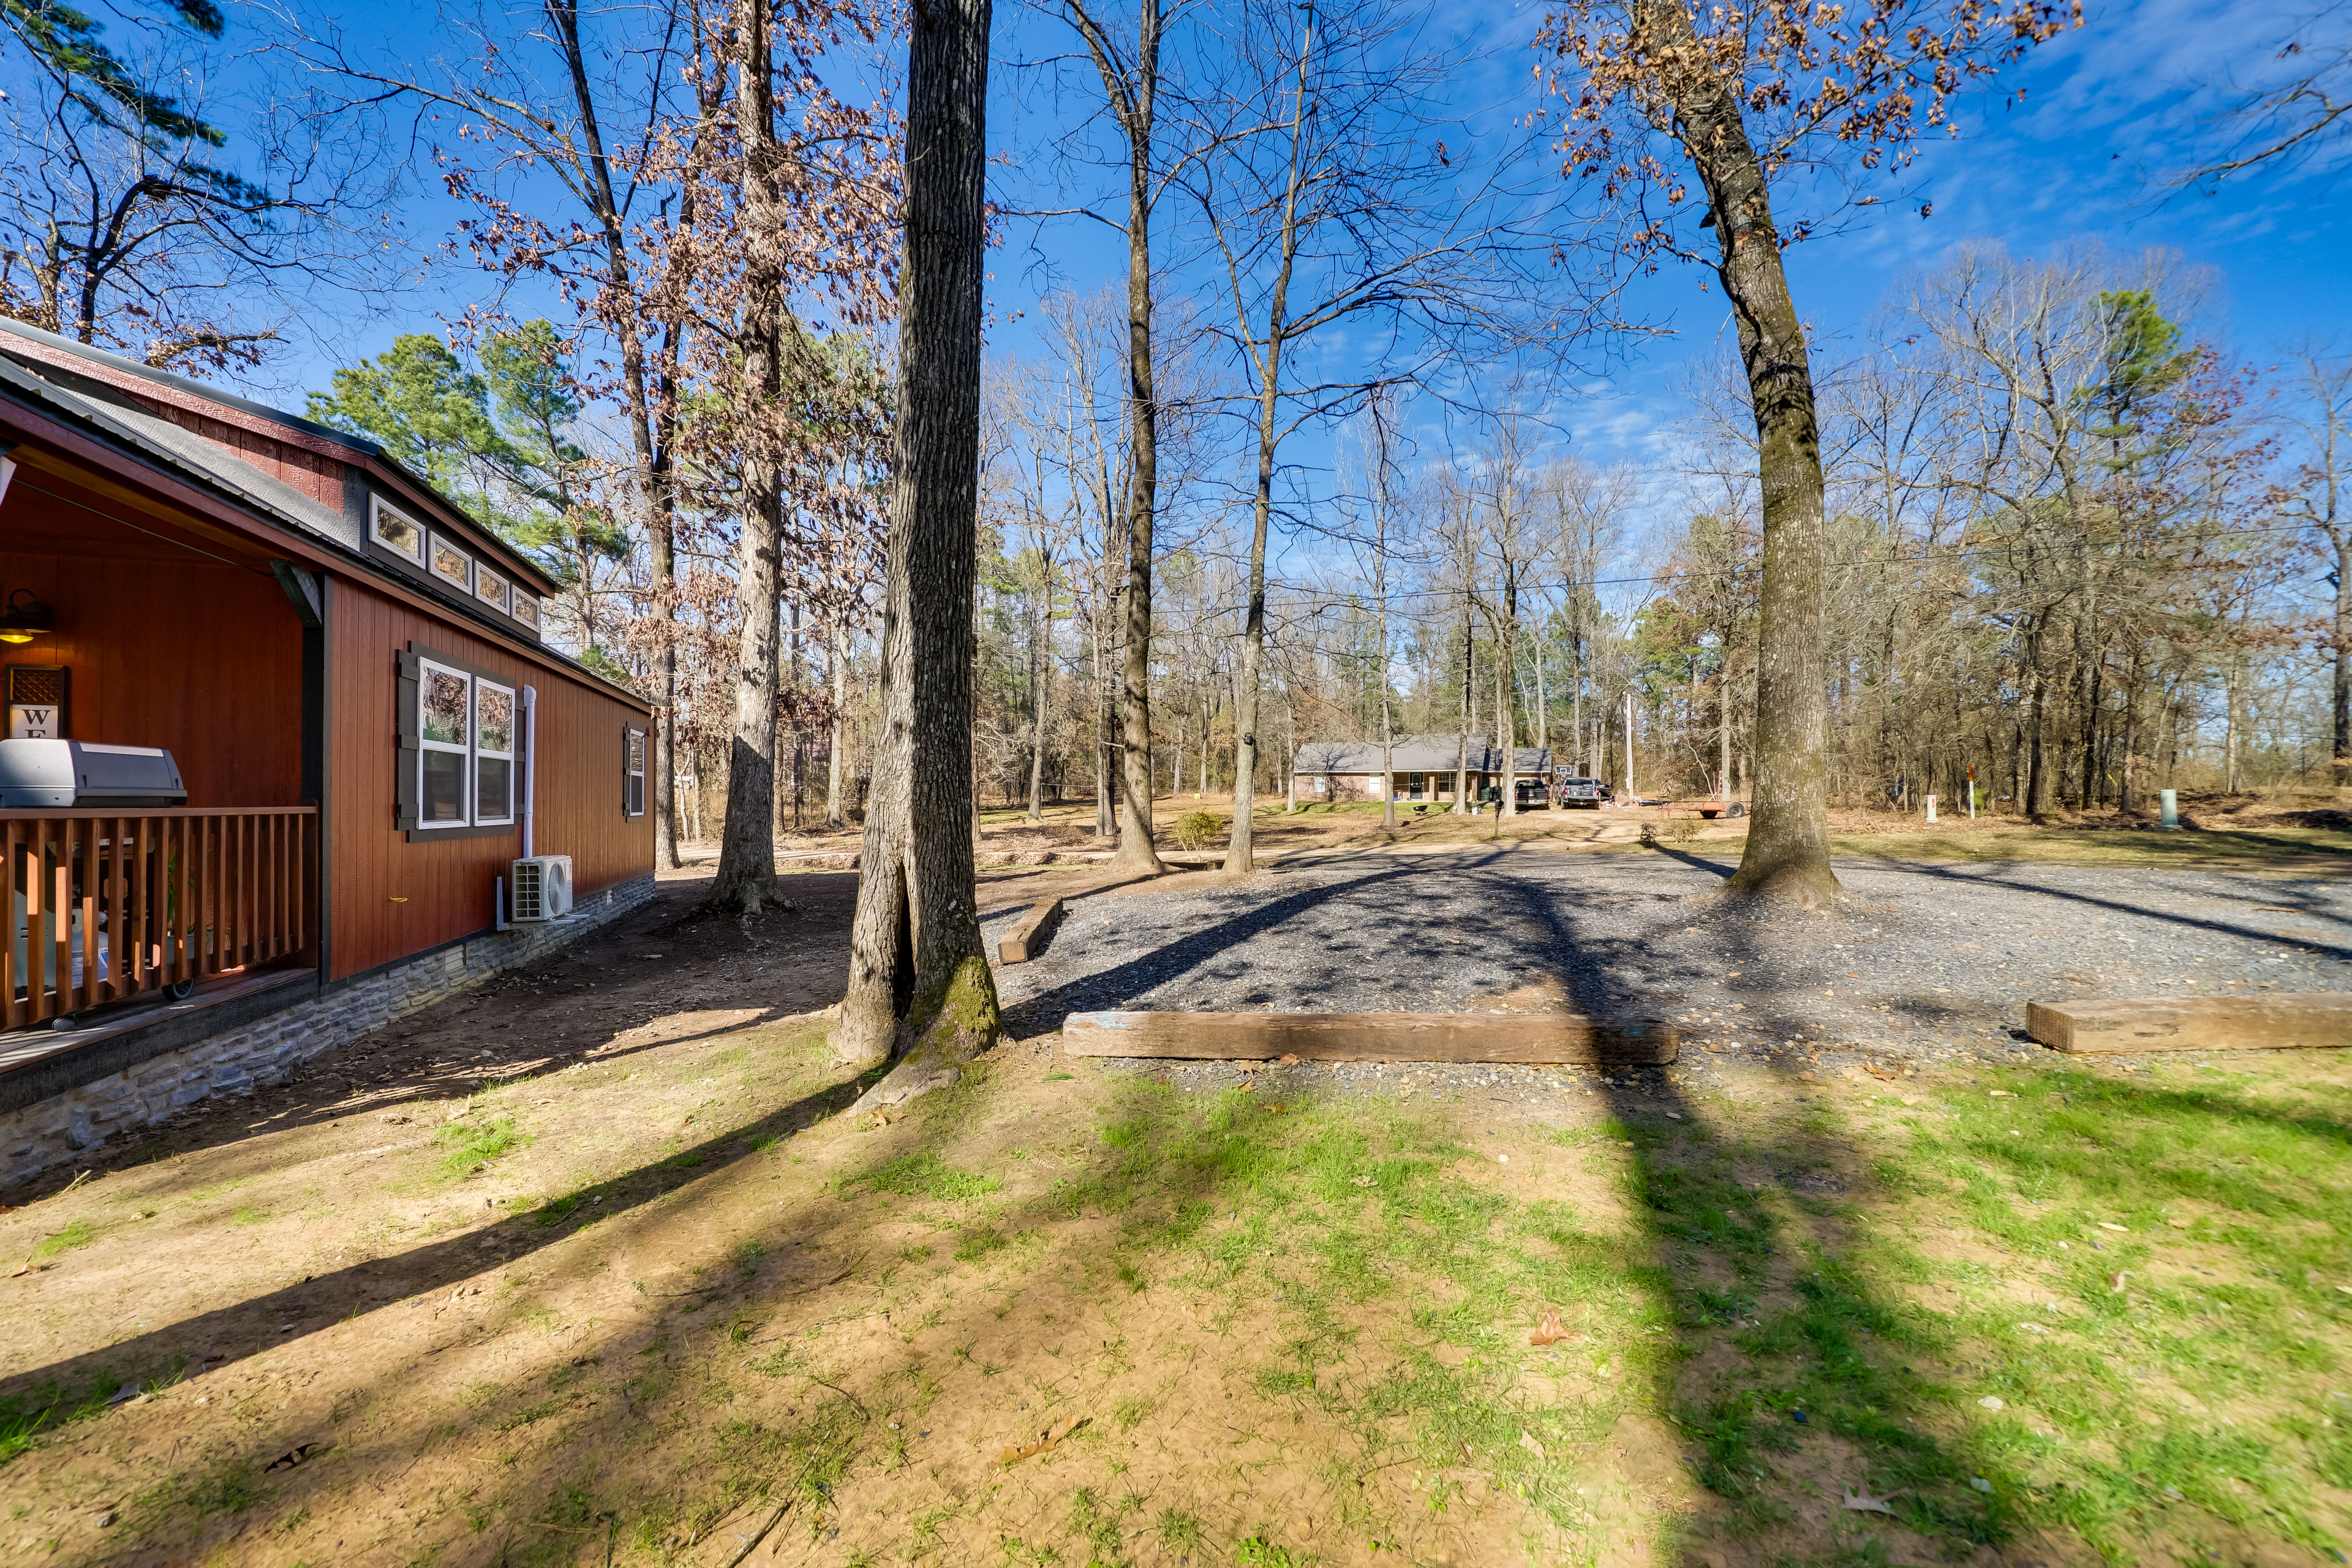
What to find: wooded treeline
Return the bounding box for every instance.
[4,0,2348,876]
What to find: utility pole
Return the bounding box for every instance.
[1624,690,1635,799]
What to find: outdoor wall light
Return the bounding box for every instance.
[0,589,53,644]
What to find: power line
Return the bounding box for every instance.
[1252,517,2326,606]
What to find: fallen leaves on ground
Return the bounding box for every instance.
[1529,1308,1568,1346]
[1841,1485,1897,1515]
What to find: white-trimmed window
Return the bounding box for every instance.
[417,660,472,826]
[371,495,426,565]
[624,726,646,818]
[476,682,516,824]
[403,652,518,833]
[430,536,472,592]
[475,564,510,614]
[511,594,541,632]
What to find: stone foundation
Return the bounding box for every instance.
[0,874,658,1187]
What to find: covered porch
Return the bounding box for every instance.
[0,439,322,1033]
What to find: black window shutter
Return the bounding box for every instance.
[396,651,421,830]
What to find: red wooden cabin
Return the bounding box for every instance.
[0,323,654,1095]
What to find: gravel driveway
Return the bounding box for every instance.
[987,846,2352,1080]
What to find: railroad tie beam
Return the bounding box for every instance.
[998,897,1065,965]
[1059,1010,1677,1065]
[2026,993,2352,1055]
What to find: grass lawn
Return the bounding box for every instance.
[3,1012,2346,1567]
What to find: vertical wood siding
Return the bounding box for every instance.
[326,579,653,981]
[0,552,303,807]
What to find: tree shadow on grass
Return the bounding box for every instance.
[1600,1046,2352,1565]
[2,877,861,1208]
[0,1039,890,1443]
[10,987,2343,1566]
[1471,856,2051,1558]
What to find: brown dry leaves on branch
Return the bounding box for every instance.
[1537,0,2081,249]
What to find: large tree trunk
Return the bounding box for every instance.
[824,612,846,827]
[1379,575,1395,831]
[833,0,999,1103]
[1068,0,1169,875]
[1224,372,1283,870]
[1027,559,1050,821]
[1646,0,1837,905]
[1093,579,1117,836]
[1455,605,1472,813]
[711,508,784,907]
[835,590,911,1067]
[2025,631,2051,821]
[707,0,786,914]
[1569,602,1583,775]
[1719,662,1732,798]
[775,600,796,838]
[2079,627,2103,810]
[1497,579,1518,818]
[2335,530,2351,788]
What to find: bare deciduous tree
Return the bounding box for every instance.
[2279,347,2352,785]
[2169,4,2352,191]
[0,6,397,375]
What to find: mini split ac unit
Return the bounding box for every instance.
[510,855,574,922]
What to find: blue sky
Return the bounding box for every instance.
[230,0,2341,478]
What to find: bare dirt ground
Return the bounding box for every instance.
[748,788,2352,873]
[1,832,2348,1568]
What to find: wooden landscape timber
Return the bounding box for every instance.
[998,897,1065,964]
[2026,993,2352,1055]
[1059,1010,1678,1065]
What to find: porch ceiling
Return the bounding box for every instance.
[4,450,282,567]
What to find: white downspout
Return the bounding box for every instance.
[522,685,538,860]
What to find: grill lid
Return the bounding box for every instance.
[0,739,187,807]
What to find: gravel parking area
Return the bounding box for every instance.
[987,846,2352,1093]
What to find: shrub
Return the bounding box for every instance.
[1173,810,1221,850]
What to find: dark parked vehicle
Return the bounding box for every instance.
[1556,775,1608,808]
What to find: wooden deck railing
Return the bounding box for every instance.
[1,807,317,1029]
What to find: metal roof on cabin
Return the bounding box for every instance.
[0,319,556,596]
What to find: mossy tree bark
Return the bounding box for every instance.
[832,0,1000,1102]
[1642,0,1838,907]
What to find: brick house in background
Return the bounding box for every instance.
[1291,736,1555,805]
[0,322,657,1184]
